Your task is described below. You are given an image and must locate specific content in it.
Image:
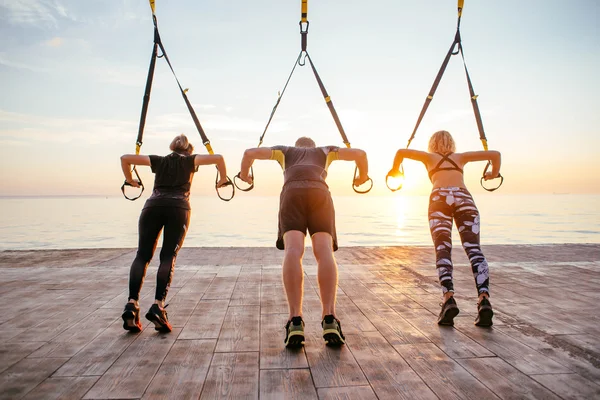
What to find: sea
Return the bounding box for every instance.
[0,194,598,250]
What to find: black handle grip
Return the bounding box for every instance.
[233,167,255,192]
[215,171,235,202]
[480,161,504,192]
[352,166,373,194]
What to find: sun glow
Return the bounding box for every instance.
[394,195,409,237]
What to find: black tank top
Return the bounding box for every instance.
[428,152,463,180]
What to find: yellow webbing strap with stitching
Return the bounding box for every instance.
[135,144,141,155]
[205,143,214,155]
[458,0,464,17]
[481,139,488,151]
[149,0,156,15]
[301,0,308,23]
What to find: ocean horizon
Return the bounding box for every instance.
[1,194,598,251]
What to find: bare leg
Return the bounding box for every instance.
[282,231,305,320]
[311,232,338,319]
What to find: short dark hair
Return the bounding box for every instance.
[295,137,316,148]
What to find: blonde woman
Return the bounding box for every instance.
[387,130,501,327]
[120,134,228,333]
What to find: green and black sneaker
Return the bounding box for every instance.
[322,315,345,346]
[284,316,305,348]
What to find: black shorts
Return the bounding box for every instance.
[276,187,338,251]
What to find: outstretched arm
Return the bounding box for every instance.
[195,154,229,187]
[239,147,274,184]
[460,151,501,179]
[390,149,429,171]
[120,154,151,187]
[337,148,369,186]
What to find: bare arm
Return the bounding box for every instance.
[390,149,430,171]
[195,154,229,187]
[239,147,274,183]
[121,154,151,187]
[336,148,369,185]
[459,150,501,179]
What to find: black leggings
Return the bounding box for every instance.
[128,206,190,302]
[428,187,490,296]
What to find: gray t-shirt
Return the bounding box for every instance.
[270,145,340,190]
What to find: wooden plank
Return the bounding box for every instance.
[177,272,216,296]
[401,308,494,358]
[394,343,500,400]
[304,331,369,388]
[27,307,118,358]
[215,305,260,352]
[346,332,437,399]
[230,281,261,306]
[260,314,309,370]
[530,373,600,400]
[456,357,561,399]
[54,319,139,377]
[456,325,570,375]
[22,376,99,400]
[261,284,289,314]
[161,295,200,328]
[317,386,378,400]
[0,357,68,400]
[259,369,318,400]
[83,328,179,399]
[202,277,236,300]
[179,299,229,340]
[0,341,45,374]
[356,302,429,345]
[142,339,216,400]
[199,352,259,400]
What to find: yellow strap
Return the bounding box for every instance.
[472,95,478,100]
[325,151,339,170]
[301,0,308,23]
[345,142,351,148]
[481,139,488,151]
[458,0,464,17]
[135,144,141,155]
[204,143,214,155]
[149,0,156,14]
[325,96,331,103]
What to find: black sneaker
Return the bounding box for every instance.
[145,304,172,333]
[437,296,460,326]
[322,315,345,346]
[475,297,494,327]
[122,302,142,333]
[284,316,305,348]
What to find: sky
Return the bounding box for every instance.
[0,0,599,197]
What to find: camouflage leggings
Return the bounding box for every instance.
[428,187,490,295]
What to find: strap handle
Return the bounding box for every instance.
[386,165,405,192]
[215,168,235,201]
[121,167,145,201]
[480,161,504,192]
[352,166,373,194]
[233,167,255,192]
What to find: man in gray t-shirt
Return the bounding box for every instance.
[239,136,369,348]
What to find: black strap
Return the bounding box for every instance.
[428,153,463,179]
[121,167,144,201]
[151,15,211,147]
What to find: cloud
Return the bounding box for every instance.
[44,36,63,47]
[0,0,74,29]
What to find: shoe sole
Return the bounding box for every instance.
[475,306,494,327]
[145,312,172,333]
[122,311,141,333]
[437,306,460,326]
[285,332,305,348]
[323,329,345,346]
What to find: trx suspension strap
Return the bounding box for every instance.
[122,0,235,201]
[233,0,373,194]
[386,0,503,192]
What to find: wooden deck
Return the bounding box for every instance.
[0,244,599,399]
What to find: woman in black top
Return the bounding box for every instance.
[120,134,228,333]
[387,130,501,327]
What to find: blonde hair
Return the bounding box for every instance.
[428,130,456,154]
[170,134,194,154]
[295,136,316,148]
